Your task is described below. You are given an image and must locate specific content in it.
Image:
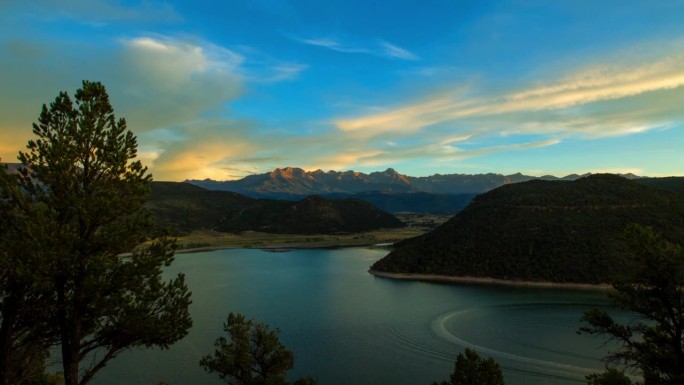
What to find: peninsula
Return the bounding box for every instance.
[372,174,684,284]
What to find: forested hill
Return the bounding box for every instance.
[371,174,684,284]
[635,176,684,193]
[147,182,405,235]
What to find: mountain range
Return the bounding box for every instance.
[187,167,642,197]
[186,167,650,213]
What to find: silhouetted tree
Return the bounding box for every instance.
[200,313,316,385]
[580,225,684,385]
[0,162,59,385]
[6,81,192,385]
[432,348,505,385]
[585,367,632,385]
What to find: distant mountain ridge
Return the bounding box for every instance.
[187,167,643,197]
[189,167,418,195]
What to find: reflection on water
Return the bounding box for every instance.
[94,248,615,385]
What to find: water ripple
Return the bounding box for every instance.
[429,303,608,382]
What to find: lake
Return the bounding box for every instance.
[95,247,618,385]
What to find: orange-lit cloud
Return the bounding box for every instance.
[334,52,684,139]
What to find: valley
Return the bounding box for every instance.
[173,213,453,251]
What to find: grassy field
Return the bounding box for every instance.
[170,213,453,252]
[173,227,424,251]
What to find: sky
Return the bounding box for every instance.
[1,1,684,181]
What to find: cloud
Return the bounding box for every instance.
[585,167,644,176]
[335,88,473,134]
[145,120,260,181]
[343,137,561,167]
[225,44,309,83]
[141,118,348,181]
[0,34,245,163]
[116,36,244,130]
[250,62,309,83]
[307,47,684,174]
[300,150,386,172]
[288,33,418,61]
[297,37,369,54]
[334,52,684,139]
[34,45,567,180]
[379,41,419,61]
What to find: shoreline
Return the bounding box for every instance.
[170,227,428,254]
[172,240,612,291]
[368,269,613,290]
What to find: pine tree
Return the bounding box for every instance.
[200,313,317,385]
[432,348,505,385]
[0,162,60,385]
[7,81,192,385]
[585,367,633,385]
[580,225,684,385]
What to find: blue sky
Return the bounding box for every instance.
[1,1,684,181]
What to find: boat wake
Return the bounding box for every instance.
[428,304,605,383]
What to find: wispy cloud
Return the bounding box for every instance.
[298,37,369,54]
[334,52,684,139]
[340,137,561,167]
[379,40,419,61]
[228,44,309,83]
[283,48,684,174]
[248,62,308,83]
[288,33,418,61]
[336,88,473,134]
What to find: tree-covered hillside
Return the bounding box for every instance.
[147,181,405,235]
[321,191,477,214]
[372,174,684,284]
[635,176,684,193]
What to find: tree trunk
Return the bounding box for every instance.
[61,342,79,385]
[60,314,83,385]
[58,282,81,385]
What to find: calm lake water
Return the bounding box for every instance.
[95,247,618,385]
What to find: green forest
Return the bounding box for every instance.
[147,181,404,235]
[373,175,684,283]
